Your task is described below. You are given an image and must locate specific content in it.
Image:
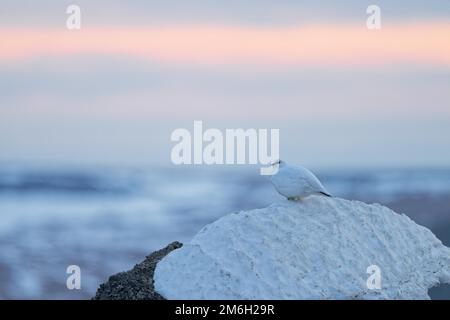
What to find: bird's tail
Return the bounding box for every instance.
[319,191,332,197]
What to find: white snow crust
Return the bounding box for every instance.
[155,197,450,299]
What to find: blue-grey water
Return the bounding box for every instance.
[0,164,449,299]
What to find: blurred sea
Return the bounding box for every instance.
[0,164,449,299]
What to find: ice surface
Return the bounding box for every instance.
[155,197,450,299]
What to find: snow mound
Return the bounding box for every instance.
[154,197,450,299]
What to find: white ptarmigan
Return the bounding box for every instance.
[270,160,331,200]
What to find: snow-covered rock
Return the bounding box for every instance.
[154,197,450,299]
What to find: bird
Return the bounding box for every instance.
[270,160,332,201]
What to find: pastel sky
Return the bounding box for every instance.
[1,1,449,168]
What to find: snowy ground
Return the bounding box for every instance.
[0,165,449,299]
[155,197,450,299]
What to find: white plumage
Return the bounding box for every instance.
[270,160,331,200]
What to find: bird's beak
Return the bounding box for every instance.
[270,160,281,166]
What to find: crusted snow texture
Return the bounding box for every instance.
[154,197,450,299]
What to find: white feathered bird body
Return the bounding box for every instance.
[270,161,331,200]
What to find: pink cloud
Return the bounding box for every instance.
[1,23,450,67]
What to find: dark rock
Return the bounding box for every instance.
[93,241,183,300]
